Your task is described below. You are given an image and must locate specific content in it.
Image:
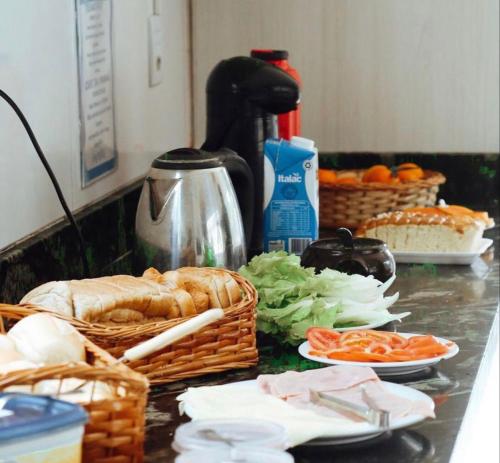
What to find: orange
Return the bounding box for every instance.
[318,168,337,184]
[362,165,392,183]
[397,163,424,181]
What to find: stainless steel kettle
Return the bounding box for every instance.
[135,148,254,271]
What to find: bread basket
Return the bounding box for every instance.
[2,270,259,385]
[320,169,446,229]
[0,307,149,463]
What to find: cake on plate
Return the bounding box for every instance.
[356,211,485,253]
[404,203,494,229]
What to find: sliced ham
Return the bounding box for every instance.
[257,365,379,399]
[257,365,435,421]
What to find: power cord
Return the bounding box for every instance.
[0,88,90,278]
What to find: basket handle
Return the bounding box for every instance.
[120,308,225,362]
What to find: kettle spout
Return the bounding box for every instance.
[146,177,162,221]
[145,176,181,221]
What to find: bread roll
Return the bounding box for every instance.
[0,334,25,364]
[34,378,113,403]
[0,360,38,374]
[8,313,85,365]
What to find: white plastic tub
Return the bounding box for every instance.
[0,393,88,463]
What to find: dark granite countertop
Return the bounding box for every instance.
[143,225,499,463]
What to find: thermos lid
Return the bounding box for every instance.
[251,49,289,61]
[152,148,222,170]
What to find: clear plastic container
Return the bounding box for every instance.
[172,419,289,452]
[0,393,88,463]
[175,447,294,463]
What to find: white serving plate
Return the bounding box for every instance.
[182,379,434,446]
[298,333,459,377]
[392,238,493,265]
[333,312,410,333]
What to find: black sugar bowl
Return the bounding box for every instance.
[301,228,396,282]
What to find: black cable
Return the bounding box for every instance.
[0,88,90,278]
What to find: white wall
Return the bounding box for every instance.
[0,0,191,249]
[191,0,500,153]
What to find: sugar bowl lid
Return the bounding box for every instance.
[301,228,395,282]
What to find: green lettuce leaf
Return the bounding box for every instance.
[240,251,401,345]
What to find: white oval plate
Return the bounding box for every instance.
[332,313,410,333]
[182,379,434,446]
[392,238,493,265]
[333,321,390,333]
[298,333,459,376]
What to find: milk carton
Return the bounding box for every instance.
[263,136,319,255]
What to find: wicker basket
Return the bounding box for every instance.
[2,270,259,386]
[320,169,446,229]
[0,307,148,463]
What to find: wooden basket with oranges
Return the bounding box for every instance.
[319,163,446,229]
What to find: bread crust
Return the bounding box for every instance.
[356,211,482,237]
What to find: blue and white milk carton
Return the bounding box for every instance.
[263,136,319,255]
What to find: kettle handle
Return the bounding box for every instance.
[218,148,255,250]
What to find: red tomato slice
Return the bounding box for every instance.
[306,327,341,351]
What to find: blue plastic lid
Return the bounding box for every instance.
[0,393,88,443]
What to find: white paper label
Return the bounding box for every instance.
[76,0,117,187]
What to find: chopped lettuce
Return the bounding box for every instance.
[239,251,404,345]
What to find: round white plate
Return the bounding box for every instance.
[332,314,410,333]
[298,333,459,376]
[182,379,434,446]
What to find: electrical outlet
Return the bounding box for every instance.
[148,15,164,87]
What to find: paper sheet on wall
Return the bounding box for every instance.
[76,0,117,187]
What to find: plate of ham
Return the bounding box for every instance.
[177,365,435,447]
[299,328,459,376]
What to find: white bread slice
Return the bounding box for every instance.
[174,268,242,308]
[159,269,222,309]
[172,288,197,317]
[175,268,225,308]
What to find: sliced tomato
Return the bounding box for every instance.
[367,341,393,355]
[306,327,341,351]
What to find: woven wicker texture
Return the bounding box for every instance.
[0,308,149,463]
[2,270,259,385]
[320,169,446,229]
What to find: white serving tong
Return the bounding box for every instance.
[309,386,390,429]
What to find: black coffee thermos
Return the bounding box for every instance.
[201,56,299,258]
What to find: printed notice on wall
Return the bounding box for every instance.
[76,0,117,187]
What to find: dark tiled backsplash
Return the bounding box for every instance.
[0,153,498,304]
[0,180,142,304]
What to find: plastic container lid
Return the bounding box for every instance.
[175,447,294,463]
[172,419,289,452]
[0,393,88,443]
